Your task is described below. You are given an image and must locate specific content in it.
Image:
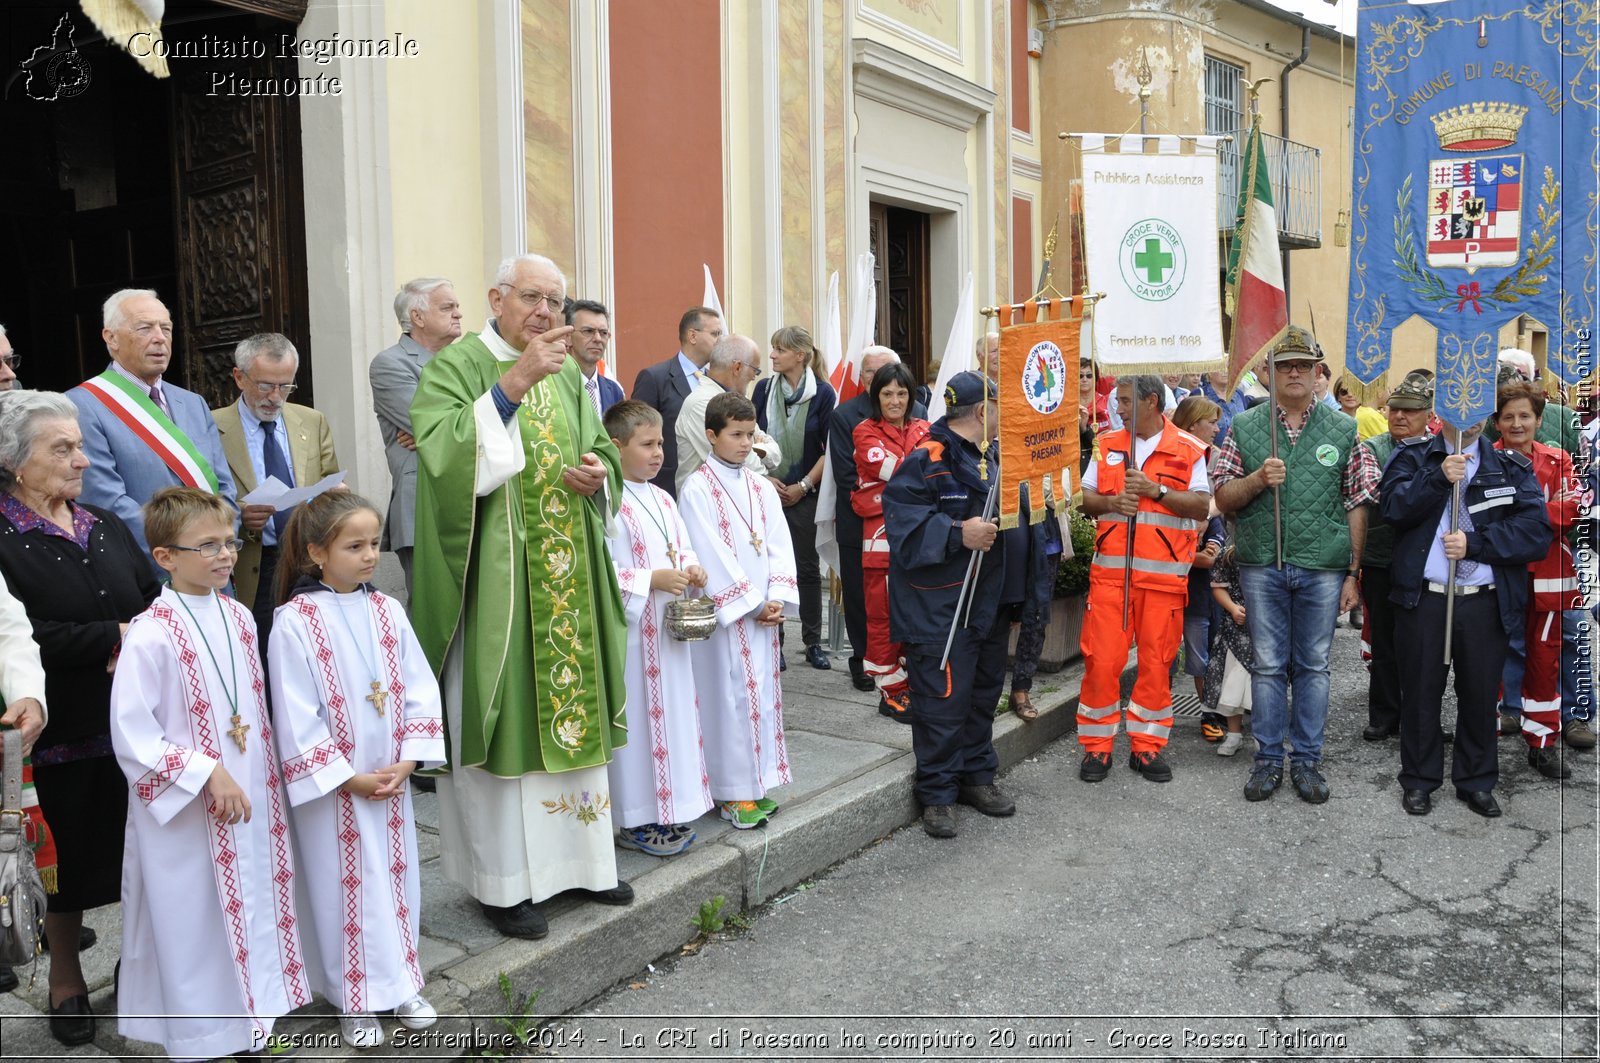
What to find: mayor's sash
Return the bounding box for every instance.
[79,371,221,493]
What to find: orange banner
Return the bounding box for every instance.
[997,297,1082,529]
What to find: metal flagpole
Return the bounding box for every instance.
[940,477,999,671]
[1122,49,1155,629]
[1443,433,1460,663]
[1268,354,1284,569]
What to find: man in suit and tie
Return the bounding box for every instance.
[371,277,463,598]
[567,299,624,418]
[631,306,724,495]
[213,333,341,652]
[69,288,238,560]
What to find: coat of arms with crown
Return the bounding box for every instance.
[1424,103,1528,273]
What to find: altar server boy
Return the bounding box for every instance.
[678,392,798,830]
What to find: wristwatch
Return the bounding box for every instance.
[1156,484,1170,503]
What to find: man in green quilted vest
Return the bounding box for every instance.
[1213,327,1382,805]
[1357,371,1435,742]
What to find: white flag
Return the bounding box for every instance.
[701,264,724,323]
[926,271,975,422]
[816,254,875,577]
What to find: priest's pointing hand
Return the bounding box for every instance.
[497,324,576,402]
[562,452,608,497]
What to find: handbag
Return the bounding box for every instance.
[0,735,47,967]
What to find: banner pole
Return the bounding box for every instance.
[1443,434,1460,664]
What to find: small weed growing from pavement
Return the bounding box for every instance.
[691,895,729,937]
[470,971,541,1058]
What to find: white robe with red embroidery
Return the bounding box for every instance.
[268,588,446,1014]
[111,588,311,1063]
[678,459,799,802]
[605,483,714,827]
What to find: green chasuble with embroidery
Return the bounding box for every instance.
[410,332,627,777]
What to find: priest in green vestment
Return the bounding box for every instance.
[411,253,633,939]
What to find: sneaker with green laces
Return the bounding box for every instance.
[719,801,769,829]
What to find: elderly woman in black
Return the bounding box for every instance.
[0,390,159,1045]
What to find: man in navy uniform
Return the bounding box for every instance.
[883,371,1014,839]
[1381,411,1548,818]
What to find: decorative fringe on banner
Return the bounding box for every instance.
[79,0,169,78]
[996,297,1084,530]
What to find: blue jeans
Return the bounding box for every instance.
[1561,608,1595,722]
[1239,564,1344,766]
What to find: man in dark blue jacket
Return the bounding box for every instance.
[884,372,1013,838]
[1381,416,1549,818]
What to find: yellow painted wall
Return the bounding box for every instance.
[384,0,489,326]
[855,0,977,81]
[1208,3,1358,376]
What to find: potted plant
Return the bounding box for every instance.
[1036,509,1096,671]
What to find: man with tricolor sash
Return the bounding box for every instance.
[68,289,236,559]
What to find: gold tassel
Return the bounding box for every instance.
[40,866,57,895]
[78,0,170,78]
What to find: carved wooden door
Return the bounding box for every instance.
[868,203,930,386]
[169,38,309,409]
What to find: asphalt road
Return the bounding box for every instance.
[552,619,1599,1062]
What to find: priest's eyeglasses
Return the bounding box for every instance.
[166,539,245,558]
[0,353,18,369]
[502,285,564,313]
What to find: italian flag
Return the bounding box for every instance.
[1225,117,1287,392]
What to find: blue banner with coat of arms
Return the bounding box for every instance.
[1347,0,1597,428]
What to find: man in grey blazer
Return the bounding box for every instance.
[67,288,238,560]
[630,306,723,495]
[371,277,463,597]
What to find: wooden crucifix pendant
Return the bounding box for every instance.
[749,535,762,549]
[367,681,389,717]
[227,714,250,754]
[666,543,678,568]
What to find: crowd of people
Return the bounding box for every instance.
[0,255,1594,1058]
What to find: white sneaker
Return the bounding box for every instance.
[394,993,438,1030]
[339,1012,385,1049]
[1217,732,1245,757]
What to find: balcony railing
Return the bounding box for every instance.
[1216,128,1322,249]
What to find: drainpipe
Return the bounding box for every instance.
[1279,25,1310,318]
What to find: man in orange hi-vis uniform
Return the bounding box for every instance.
[1078,375,1213,784]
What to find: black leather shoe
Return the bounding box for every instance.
[921,804,957,838]
[805,644,832,670]
[0,966,16,994]
[956,783,1015,817]
[580,881,635,906]
[49,993,94,1046]
[1129,750,1174,783]
[1362,723,1398,741]
[849,658,873,692]
[480,900,548,939]
[1401,788,1431,816]
[1529,747,1571,779]
[1455,789,1503,818]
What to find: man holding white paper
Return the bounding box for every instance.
[212,333,341,652]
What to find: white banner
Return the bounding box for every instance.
[1078,134,1226,375]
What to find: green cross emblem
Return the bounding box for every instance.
[1134,238,1174,283]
